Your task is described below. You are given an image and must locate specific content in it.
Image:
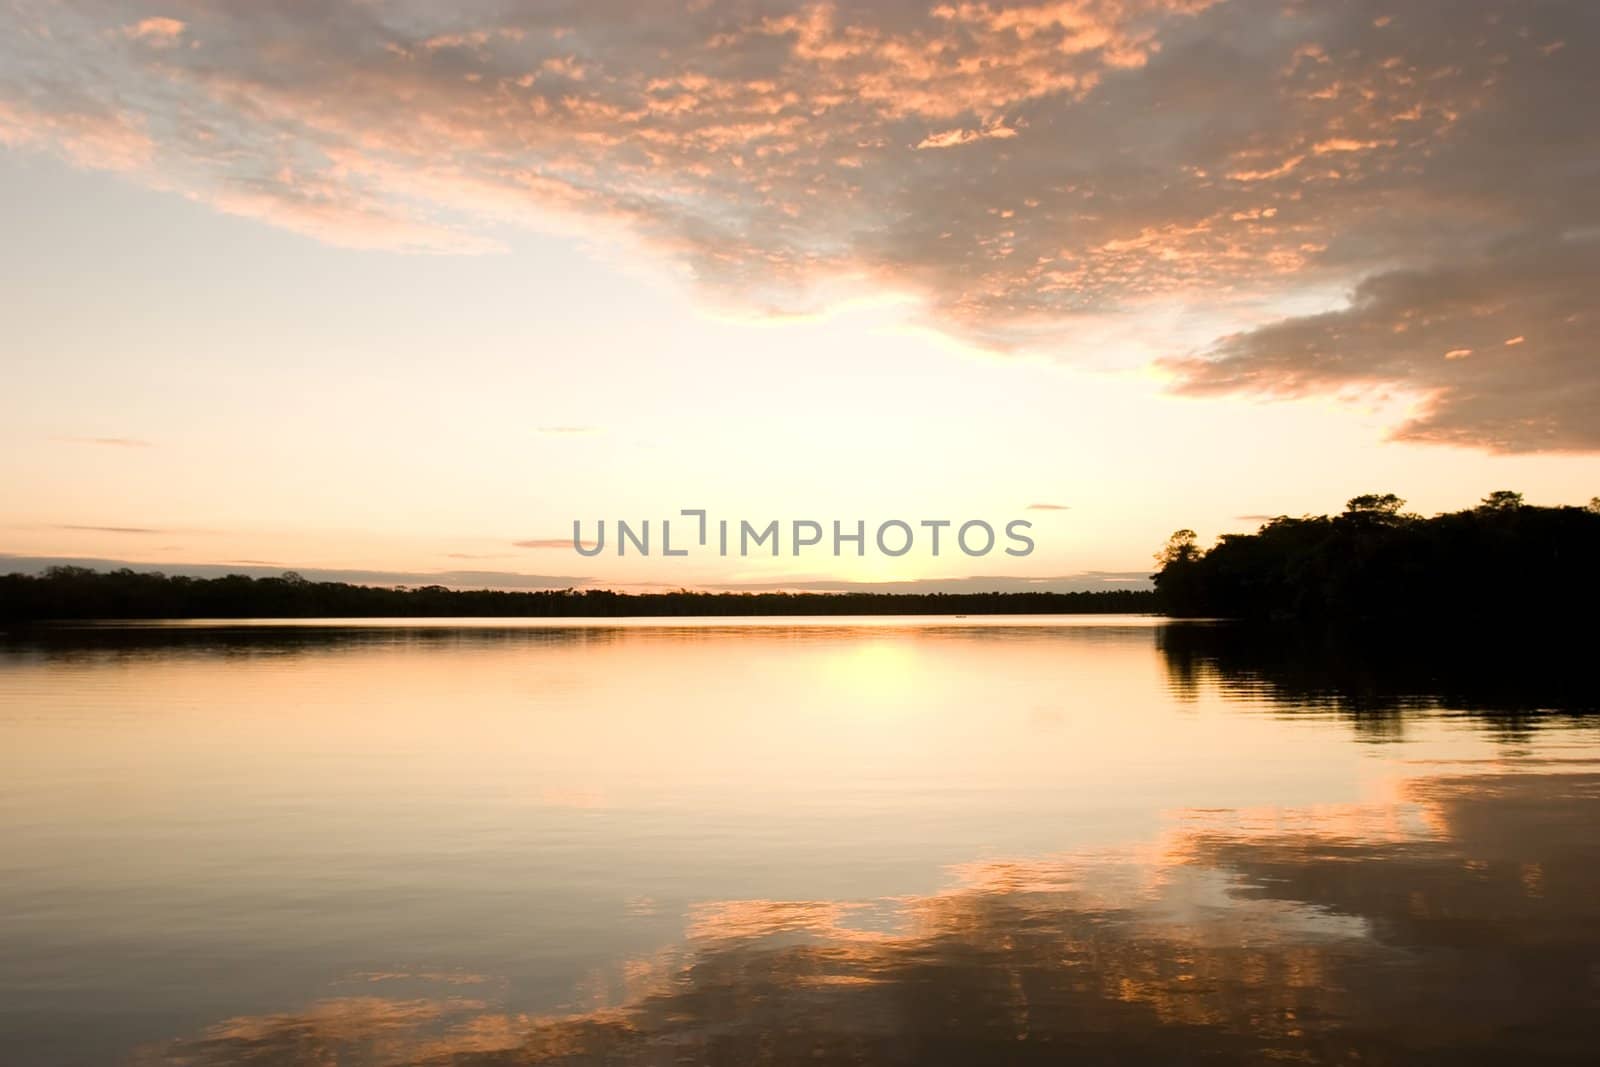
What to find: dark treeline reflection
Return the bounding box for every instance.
[0,618,1151,667]
[1160,622,1600,730]
[0,567,1156,621]
[0,621,627,665]
[1153,492,1600,621]
[134,770,1600,1066]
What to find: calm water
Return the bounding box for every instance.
[2,616,1598,1065]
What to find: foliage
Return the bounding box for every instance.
[0,568,1157,621]
[1153,493,1600,620]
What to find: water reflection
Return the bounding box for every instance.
[134,768,1600,1065]
[0,620,629,665]
[0,615,1153,654]
[5,619,1599,1065]
[1161,622,1600,730]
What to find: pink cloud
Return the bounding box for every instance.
[124,17,185,44]
[3,0,1595,449]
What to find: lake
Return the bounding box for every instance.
[2,616,1597,1065]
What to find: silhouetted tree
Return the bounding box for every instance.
[1151,530,1205,614]
[1345,493,1405,517]
[1156,529,1200,566]
[1480,490,1525,511]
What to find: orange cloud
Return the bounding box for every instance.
[130,768,1600,1065]
[915,121,1020,149]
[3,0,1595,449]
[1166,238,1600,452]
[124,17,185,44]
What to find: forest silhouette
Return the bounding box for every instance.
[1153,492,1600,620]
[0,568,1153,621]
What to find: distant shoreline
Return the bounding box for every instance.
[0,567,1158,622]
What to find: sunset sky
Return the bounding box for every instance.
[3,0,1597,592]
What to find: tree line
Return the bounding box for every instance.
[1153,492,1600,620]
[0,567,1156,621]
[10,491,1593,622]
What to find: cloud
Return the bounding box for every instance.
[53,524,166,535]
[0,97,152,173]
[536,425,598,435]
[1166,234,1600,452]
[3,1,1597,449]
[56,435,154,448]
[1025,503,1071,511]
[915,120,1021,150]
[513,538,598,550]
[123,17,185,44]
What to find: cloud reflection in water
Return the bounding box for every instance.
[137,768,1600,1066]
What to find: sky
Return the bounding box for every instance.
[2,0,1598,593]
